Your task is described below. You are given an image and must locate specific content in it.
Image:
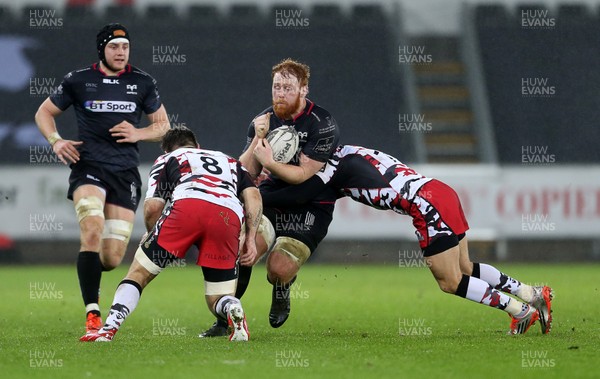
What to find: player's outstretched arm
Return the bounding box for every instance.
[254,141,324,185]
[240,187,262,266]
[35,98,82,165]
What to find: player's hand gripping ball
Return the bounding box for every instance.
[265,126,299,164]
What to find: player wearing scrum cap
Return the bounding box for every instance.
[200,58,341,337]
[34,23,170,337]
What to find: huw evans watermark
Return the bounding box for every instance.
[152,46,187,65]
[275,9,309,29]
[275,350,309,368]
[521,9,555,29]
[399,45,432,65]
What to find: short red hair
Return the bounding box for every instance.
[272,58,310,87]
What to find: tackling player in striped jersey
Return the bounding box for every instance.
[80,127,262,342]
[263,145,553,335]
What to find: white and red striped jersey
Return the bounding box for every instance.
[261,145,432,215]
[145,147,255,223]
[314,145,431,213]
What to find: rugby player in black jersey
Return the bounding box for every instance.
[200,58,340,336]
[34,23,170,337]
[261,145,554,335]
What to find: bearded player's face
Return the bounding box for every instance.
[272,72,305,120]
[104,42,129,73]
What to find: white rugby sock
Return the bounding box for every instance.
[102,280,142,331]
[455,275,514,313]
[474,263,529,298]
[214,295,240,320]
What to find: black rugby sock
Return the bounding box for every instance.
[77,251,103,308]
[235,265,253,299]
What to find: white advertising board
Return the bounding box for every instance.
[1,165,599,240]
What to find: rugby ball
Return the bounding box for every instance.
[266,126,299,163]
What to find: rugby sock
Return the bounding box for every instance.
[214,295,240,320]
[455,274,513,312]
[235,265,253,299]
[213,266,252,327]
[77,251,103,312]
[102,280,142,330]
[472,262,531,298]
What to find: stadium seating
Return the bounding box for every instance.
[103,5,139,24]
[144,5,178,23]
[64,4,95,24]
[0,3,410,164]
[187,5,221,24]
[475,3,600,163]
[310,4,344,25]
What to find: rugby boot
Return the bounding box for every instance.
[198,319,228,338]
[529,286,553,334]
[227,303,249,341]
[269,276,296,328]
[508,304,539,335]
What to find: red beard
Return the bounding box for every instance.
[273,95,302,120]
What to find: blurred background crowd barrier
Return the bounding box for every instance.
[1,0,599,263]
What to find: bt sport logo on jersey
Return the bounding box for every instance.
[84,100,137,113]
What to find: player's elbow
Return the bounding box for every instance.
[242,187,262,207]
[34,104,51,126]
[286,171,311,185]
[288,178,304,185]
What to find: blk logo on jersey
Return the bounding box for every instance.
[84,100,136,113]
[103,78,119,84]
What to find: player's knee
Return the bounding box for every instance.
[459,260,473,275]
[100,252,124,271]
[75,196,104,223]
[133,246,164,276]
[267,254,299,284]
[437,275,462,294]
[257,215,276,252]
[102,219,134,245]
[271,237,310,267]
[205,280,236,298]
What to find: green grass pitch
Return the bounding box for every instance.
[0,263,597,379]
